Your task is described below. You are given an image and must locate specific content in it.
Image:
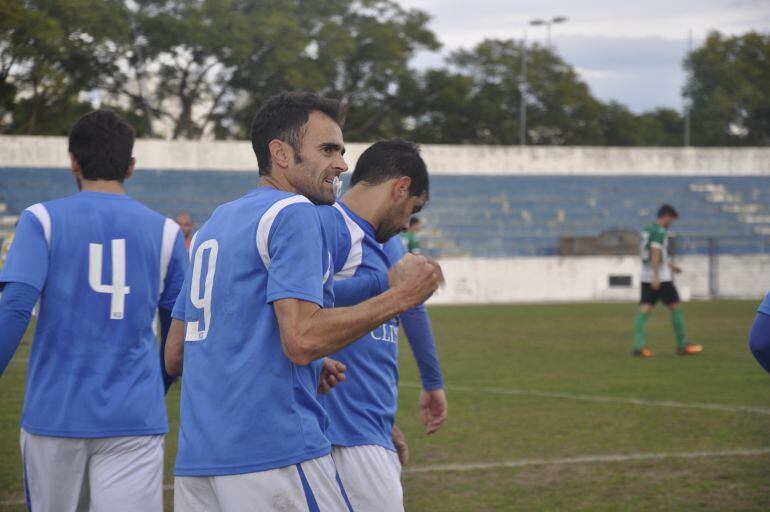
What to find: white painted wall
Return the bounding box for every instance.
[2,136,770,175]
[428,254,770,304]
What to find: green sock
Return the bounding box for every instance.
[671,309,687,350]
[633,312,649,350]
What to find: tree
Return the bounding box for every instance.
[0,0,129,134]
[685,31,770,146]
[405,39,605,145]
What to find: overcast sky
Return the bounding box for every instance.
[399,0,770,113]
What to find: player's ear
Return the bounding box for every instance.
[124,157,136,181]
[392,176,412,202]
[69,152,81,176]
[269,140,292,170]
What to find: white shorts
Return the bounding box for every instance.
[332,445,403,512]
[20,428,164,512]
[174,454,352,511]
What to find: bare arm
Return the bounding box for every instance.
[165,319,185,376]
[275,254,438,365]
[650,246,661,288]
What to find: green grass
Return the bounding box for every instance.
[1,301,769,510]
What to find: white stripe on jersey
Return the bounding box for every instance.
[333,203,364,280]
[159,218,180,296]
[26,203,51,248]
[256,195,312,270]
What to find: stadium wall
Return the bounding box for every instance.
[3,136,768,304]
[430,254,770,304]
[2,136,770,175]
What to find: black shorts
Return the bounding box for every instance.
[641,282,680,306]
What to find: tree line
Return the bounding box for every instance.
[1,0,768,146]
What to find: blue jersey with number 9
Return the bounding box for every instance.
[0,191,188,437]
[172,187,334,476]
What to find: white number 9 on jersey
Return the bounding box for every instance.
[185,239,219,341]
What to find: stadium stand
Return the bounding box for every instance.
[1,168,769,258]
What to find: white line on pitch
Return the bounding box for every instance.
[400,382,770,416]
[2,450,768,505]
[403,447,770,474]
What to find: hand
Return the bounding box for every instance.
[419,388,448,434]
[392,425,409,466]
[318,358,346,394]
[426,258,445,286]
[652,278,660,290]
[671,265,683,274]
[389,254,439,309]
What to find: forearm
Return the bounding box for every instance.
[158,308,177,392]
[165,319,185,376]
[401,304,444,390]
[651,248,661,279]
[749,312,770,374]
[277,288,406,365]
[0,282,38,376]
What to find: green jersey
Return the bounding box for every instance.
[640,222,671,283]
[400,230,421,254]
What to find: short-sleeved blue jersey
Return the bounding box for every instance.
[173,187,335,477]
[0,191,187,437]
[317,202,401,451]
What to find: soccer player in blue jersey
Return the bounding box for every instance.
[165,92,439,511]
[318,139,447,511]
[0,110,188,511]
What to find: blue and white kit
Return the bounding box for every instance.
[0,190,188,512]
[171,187,351,510]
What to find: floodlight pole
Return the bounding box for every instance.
[684,29,693,147]
[529,16,568,49]
[520,31,527,146]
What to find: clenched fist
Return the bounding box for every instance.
[390,253,440,310]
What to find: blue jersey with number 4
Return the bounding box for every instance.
[172,187,335,476]
[0,191,187,437]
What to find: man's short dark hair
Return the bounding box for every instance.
[251,92,345,176]
[657,204,679,218]
[68,110,135,182]
[350,139,429,198]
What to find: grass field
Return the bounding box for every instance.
[1,300,769,511]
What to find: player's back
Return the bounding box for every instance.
[175,187,331,476]
[19,191,183,438]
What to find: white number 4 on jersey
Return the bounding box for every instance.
[89,239,131,319]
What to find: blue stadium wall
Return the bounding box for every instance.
[2,137,769,303]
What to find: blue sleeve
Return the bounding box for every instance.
[159,231,189,310]
[401,304,444,390]
[0,282,39,376]
[749,311,770,374]
[266,204,324,306]
[383,235,407,265]
[333,271,389,307]
[158,307,176,393]
[384,236,444,390]
[0,210,49,290]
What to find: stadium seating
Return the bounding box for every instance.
[2,168,769,257]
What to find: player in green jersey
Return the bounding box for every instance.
[401,216,422,254]
[633,204,703,357]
